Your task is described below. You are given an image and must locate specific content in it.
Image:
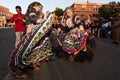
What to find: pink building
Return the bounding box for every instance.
[71,0,103,20]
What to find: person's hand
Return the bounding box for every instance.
[14,18,18,21]
[14,17,23,21]
[17,17,22,20]
[14,17,22,21]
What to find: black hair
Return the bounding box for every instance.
[15,6,21,10]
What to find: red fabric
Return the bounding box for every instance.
[10,14,26,32]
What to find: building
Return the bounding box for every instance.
[71,0,103,20]
[0,5,13,19]
[0,5,13,27]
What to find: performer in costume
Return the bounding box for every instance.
[64,7,94,62]
[61,7,87,61]
[50,7,86,61]
[8,2,50,78]
[24,2,44,70]
[53,7,94,62]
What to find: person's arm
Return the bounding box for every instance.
[10,15,15,23]
[10,14,21,23]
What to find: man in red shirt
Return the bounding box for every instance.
[10,6,26,47]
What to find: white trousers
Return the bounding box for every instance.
[15,31,23,47]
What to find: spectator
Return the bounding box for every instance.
[10,6,26,47]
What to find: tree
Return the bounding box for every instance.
[99,1,120,20]
[54,7,64,17]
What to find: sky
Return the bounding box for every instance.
[0,0,119,14]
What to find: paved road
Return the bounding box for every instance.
[0,28,120,80]
[46,38,120,80]
[0,28,15,80]
[0,28,50,80]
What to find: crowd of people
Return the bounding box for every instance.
[8,1,120,79]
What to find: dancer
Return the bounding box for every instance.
[50,7,87,61]
[8,2,45,78]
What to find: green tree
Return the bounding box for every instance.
[54,7,64,17]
